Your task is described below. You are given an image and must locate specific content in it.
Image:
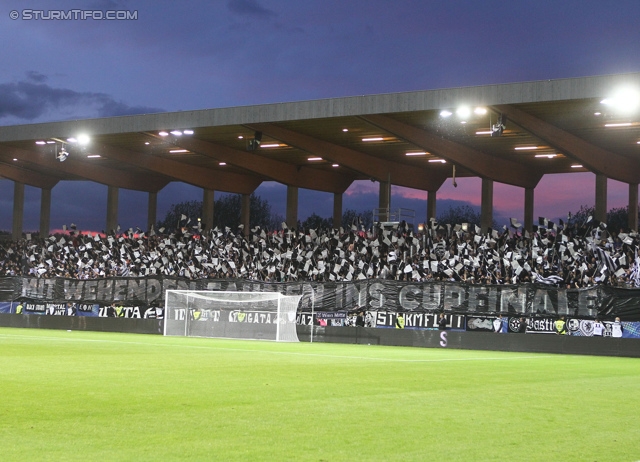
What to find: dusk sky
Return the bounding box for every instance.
[1,0,639,232]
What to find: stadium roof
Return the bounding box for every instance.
[1,72,640,195]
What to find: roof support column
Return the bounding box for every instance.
[333,192,342,229]
[629,183,638,231]
[427,190,437,222]
[147,192,157,233]
[241,193,250,238]
[12,181,24,240]
[286,186,298,229]
[40,188,51,238]
[524,187,534,233]
[202,189,214,232]
[595,174,607,223]
[481,178,493,234]
[106,186,119,233]
[378,180,390,222]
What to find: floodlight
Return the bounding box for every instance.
[491,113,506,137]
[247,131,262,151]
[456,106,471,119]
[601,87,640,113]
[57,148,69,162]
[77,134,90,145]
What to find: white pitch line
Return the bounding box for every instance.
[0,332,554,363]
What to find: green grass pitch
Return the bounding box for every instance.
[1,327,639,461]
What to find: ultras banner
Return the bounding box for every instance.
[1,276,640,319]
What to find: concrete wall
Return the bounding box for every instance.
[297,326,640,358]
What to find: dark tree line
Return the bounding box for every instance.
[157,196,636,234]
[567,205,631,232]
[156,194,374,232]
[157,194,281,232]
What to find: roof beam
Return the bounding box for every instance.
[361,114,543,189]
[0,160,59,189]
[247,123,447,191]
[0,145,169,192]
[145,133,355,194]
[95,142,262,194]
[493,104,640,184]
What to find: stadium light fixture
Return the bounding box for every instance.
[247,131,262,150]
[159,131,169,136]
[56,147,69,162]
[491,113,507,137]
[170,130,182,136]
[601,87,640,113]
[440,110,452,118]
[474,107,487,115]
[77,134,90,145]
[183,129,194,135]
[456,106,471,119]
[35,141,46,145]
[604,122,632,127]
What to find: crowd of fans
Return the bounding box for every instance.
[0,217,639,288]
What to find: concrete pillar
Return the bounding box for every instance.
[595,174,607,223]
[378,180,391,221]
[480,178,493,233]
[12,182,24,240]
[241,193,250,237]
[628,183,638,231]
[286,186,298,229]
[202,189,214,232]
[147,192,157,233]
[427,190,437,222]
[106,186,119,233]
[39,188,52,238]
[524,187,534,233]
[333,192,342,229]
